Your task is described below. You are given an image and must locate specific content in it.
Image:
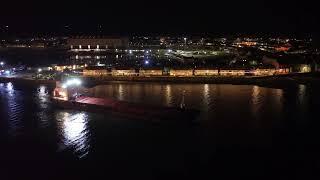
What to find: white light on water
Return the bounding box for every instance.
[61,112,89,158]
[7,82,13,91]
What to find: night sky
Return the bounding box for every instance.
[0,0,319,37]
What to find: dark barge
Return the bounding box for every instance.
[53,96,199,122]
[52,80,199,122]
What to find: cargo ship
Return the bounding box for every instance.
[52,79,199,122]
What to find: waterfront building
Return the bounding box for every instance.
[53,64,87,72]
[83,66,109,76]
[276,68,290,74]
[68,36,129,51]
[219,68,247,76]
[254,68,277,76]
[194,68,219,76]
[139,68,163,76]
[79,66,291,78]
[169,68,194,76]
[67,36,129,65]
[111,68,137,76]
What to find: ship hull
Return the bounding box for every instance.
[52,96,199,122]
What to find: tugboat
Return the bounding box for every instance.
[52,79,199,122]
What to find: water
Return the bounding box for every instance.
[1,82,320,179]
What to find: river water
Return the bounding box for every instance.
[0,82,320,179]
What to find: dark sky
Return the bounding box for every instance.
[0,0,319,37]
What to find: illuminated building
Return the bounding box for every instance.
[111,68,137,76]
[219,69,247,76]
[53,64,87,72]
[194,69,219,76]
[68,36,129,51]
[254,68,276,76]
[80,66,291,77]
[169,68,194,76]
[83,66,109,76]
[139,68,163,76]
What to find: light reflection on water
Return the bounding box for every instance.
[165,84,172,106]
[298,84,307,104]
[0,82,315,162]
[3,82,24,136]
[87,84,288,124]
[296,84,308,126]
[203,84,211,110]
[36,85,51,128]
[274,88,284,114]
[7,82,14,96]
[118,84,124,101]
[56,111,90,158]
[251,85,261,120]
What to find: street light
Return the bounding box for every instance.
[0,61,4,66]
[38,68,42,73]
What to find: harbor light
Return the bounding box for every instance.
[62,78,82,89]
[0,61,4,66]
[38,68,42,73]
[145,60,149,65]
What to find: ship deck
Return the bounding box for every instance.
[54,96,199,122]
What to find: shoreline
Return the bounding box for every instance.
[1,73,320,89]
[0,77,56,87]
[81,73,320,89]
